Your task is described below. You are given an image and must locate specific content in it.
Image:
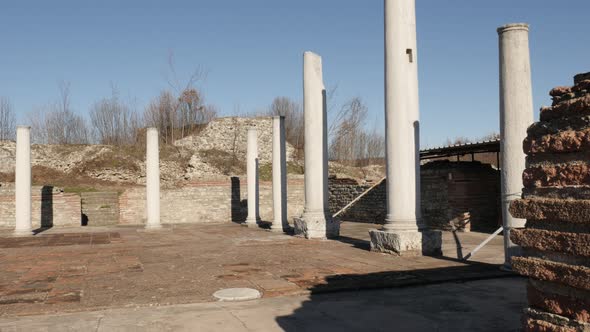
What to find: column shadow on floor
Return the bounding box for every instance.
[335,236,371,250]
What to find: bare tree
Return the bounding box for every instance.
[144,89,217,145]
[90,86,143,145]
[481,132,500,141]
[0,97,16,140]
[329,97,368,164]
[267,97,304,155]
[144,54,216,144]
[29,82,89,144]
[365,129,385,164]
[144,90,177,144]
[166,51,206,98]
[177,89,217,136]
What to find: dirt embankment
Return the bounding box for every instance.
[0,117,385,192]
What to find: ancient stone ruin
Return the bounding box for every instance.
[510,72,590,331]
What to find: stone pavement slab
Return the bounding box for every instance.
[0,278,527,332]
[0,222,509,317]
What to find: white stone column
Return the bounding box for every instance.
[498,23,534,269]
[245,127,260,227]
[271,116,288,232]
[145,128,162,229]
[369,0,441,255]
[294,51,339,239]
[14,126,32,236]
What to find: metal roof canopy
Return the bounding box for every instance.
[420,139,500,160]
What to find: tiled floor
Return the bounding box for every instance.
[0,222,509,317]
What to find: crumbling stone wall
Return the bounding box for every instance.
[510,72,590,331]
[175,117,295,164]
[0,184,81,228]
[0,117,297,187]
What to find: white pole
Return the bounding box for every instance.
[498,23,534,270]
[146,127,162,229]
[294,51,339,239]
[245,128,260,227]
[271,116,288,232]
[14,126,32,236]
[369,0,441,255]
[383,0,421,232]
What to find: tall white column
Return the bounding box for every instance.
[14,126,32,236]
[271,116,288,232]
[369,0,441,255]
[498,23,534,270]
[145,127,162,229]
[294,51,339,239]
[245,127,260,227]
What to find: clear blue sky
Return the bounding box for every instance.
[0,0,588,148]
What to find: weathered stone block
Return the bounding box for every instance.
[524,128,590,155]
[524,308,590,332]
[527,116,590,138]
[510,198,590,224]
[551,86,573,98]
[293,213,339,239]
[574,72,590,84]
[368,229,442,256]
[528,282,590,323]
[540,95,590,121]
[524,164,590,188]
[512,257,590,291]
[511,229,590,257]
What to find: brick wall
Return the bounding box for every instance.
[0,184,81,228]
[422,161,500,232]
[119,178,305,225]
[117,177,380,226]
[81,192,119,226]
[328,178,373,215]
[337,179,387,223]
[509,73,590,331]
[334,162,500,231]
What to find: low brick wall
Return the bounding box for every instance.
[119,178,305,225]
[334,162,500,231]
[422,161,500,232]
[81,192,119,226]
[510,73,590,331]
[338,179,387,223]
[328,178,372,215]
[0,184,81,228]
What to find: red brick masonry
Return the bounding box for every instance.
[510,72,590,331]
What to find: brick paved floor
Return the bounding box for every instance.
[0,222,509,317]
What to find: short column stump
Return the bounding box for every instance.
[369,229,442,256]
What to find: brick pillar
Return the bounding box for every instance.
[510,73,590,331]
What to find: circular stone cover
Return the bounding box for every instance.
[213,288,262,301]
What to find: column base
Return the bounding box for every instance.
[145,224,163,231]
[269,223,290,233]
[502,235,523,271]
[369,229,442,256]
[13,229,33,237]
[244,218,261,228]
[293,213,339,239]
